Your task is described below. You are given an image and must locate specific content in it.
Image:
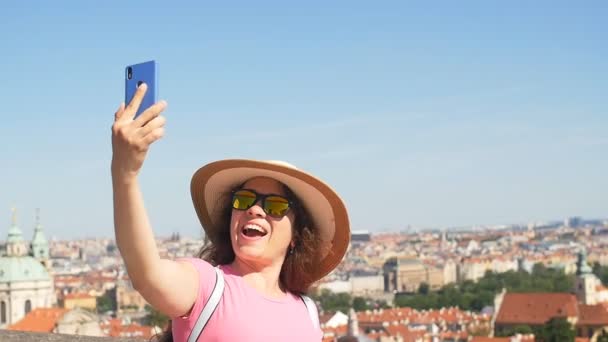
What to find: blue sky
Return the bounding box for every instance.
[1,1,606,240]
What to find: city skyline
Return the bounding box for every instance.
[2,205,605,241]
[2,1,607,239]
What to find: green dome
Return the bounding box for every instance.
[0,256,50,283]
[6,224,25,244]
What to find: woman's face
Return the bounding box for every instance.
[230,177,295,267]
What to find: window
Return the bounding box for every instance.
[24,300,31,315]
[1,301,6,323]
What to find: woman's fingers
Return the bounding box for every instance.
[114,102,126,121]
[136,115,166,138]
[123,83,148,120]
[141,127,165,147]
[133,100,167,127]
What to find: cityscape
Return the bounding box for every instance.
[2,1,606,341]
[1,207,607,341]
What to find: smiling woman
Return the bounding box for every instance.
[110,84,350,342]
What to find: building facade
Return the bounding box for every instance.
[0,209,54,328]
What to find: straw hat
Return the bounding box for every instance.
[190,159,350,283]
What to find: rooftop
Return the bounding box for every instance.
[0,330,142,342]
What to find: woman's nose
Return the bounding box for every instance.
[247,202,266,218]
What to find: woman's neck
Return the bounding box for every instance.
[230,257,286,299]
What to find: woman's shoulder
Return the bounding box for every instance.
[176,257,216,276]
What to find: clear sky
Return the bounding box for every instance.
[1,1,606,240]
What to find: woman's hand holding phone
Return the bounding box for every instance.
[111,83,167,184]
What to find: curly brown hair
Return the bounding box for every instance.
[153,183,321,342]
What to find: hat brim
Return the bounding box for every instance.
[190,159,350,283]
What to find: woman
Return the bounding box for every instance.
[111,84,350,341]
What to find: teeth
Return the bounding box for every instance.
[244,224,265,233]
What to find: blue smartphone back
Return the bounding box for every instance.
[125,61,158,118]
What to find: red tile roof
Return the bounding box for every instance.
[577,304,608,326]
[100,318,155,339]
[64,292,95,300]
[470,338,510,342]
[8,308,69,333]
[496,293,578,325]
[471,337,534,342]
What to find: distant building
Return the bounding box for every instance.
[116,278,148,313]
[53,308,105,336]
[383,257,443,293]
[336,308,375,342]
[59,292,97,311]
[351,231,371,243]
[574,249,608,305]
[442,259,458,285]
[0,208,55,329]
[492,251,608,340]
[565,217,583,228]
[317,271,384,296]
[350,271,384,295]
[317,280,352,294]
[493,291,579,335]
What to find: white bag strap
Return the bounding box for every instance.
[187,267,224,342]
[300,295,320,330]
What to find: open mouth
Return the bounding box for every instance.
[241,224,268,238]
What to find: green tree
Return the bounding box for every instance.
[592,263,608,286]
[596,329,608,342]
[373,300,390,309]
[144,305,169,329]
[513,325,533,335]
[352,297,369,311]
[311,289,352,313]
[496,325,533,338]
[96,294,114,314]
[394,262,576,311]
[534,317,575,342]
[418,282,430,295]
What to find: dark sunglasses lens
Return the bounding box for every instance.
[233,190,257,210]
[264,196,290,217]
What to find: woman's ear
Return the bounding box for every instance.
[290,241,295,249]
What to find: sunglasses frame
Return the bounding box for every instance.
[230,188,295,218]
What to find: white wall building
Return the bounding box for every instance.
[0,209,55,328]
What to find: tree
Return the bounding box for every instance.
[144,305,169,329]
[513,325,533,335]
[373,300,390,309]
[353,297,369,311]
[418,282,429,295]
[311,289,352,313]
[496,325,533,337]
[534,317,575,342]
[592,263,608,286]
[96,294,114,314]
[394,264,576,311]
[596,329,608,342]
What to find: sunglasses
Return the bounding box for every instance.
[231,189,293,218]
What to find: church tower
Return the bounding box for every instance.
[6,208,27,257]
[575,248,598,305]
[347,307,360,337]
[31,208,51,270]
[0,207,55,328]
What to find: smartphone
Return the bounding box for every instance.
[125,60,158,118]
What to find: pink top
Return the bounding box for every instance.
[172,258,322,342]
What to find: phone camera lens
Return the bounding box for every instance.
[127,67,133,80]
